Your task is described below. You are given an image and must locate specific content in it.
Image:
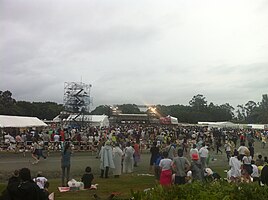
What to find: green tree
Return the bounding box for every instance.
[118,104,141,114]
[0,90,18,115]
[189,94,207,111]
[90,105,112,116]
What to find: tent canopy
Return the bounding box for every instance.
[198,121,238,128]
[58,114,109,127]
[0,115,47,128]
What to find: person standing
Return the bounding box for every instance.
[237,142,249,161]
[113,143,123,178]
[190,153,203,182]
[216,138,222,154]
[199,143,209,170]
[133,140,141,167]
[31,138,39,165]
[61,142,72,186]
[224,141,232,161]
[36,138,47,160]
[248,142,254,159]
[172,149,190,185]
[149,141,159,172]
[159,151,173,186]
[123,142,135,174]
[165,141,176,160]
[189,144,199,160]
[99,140,115,178]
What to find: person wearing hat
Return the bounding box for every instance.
[190,153,203,181]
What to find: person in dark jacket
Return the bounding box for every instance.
[81,166,94,189]
[7,168,44,200]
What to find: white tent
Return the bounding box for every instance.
[64,115,109,127]
[198,121,239,128]
[247,124,267,130]
[168,115,178,125]
[0,115,47,128]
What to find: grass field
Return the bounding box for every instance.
[0,140,267,199]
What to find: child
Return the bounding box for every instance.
[81,166,94,189]
[33,172,48,190]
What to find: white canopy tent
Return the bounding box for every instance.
[0,115,47,128]
[247,124,268,130]
[60,114,109,127]
[198,121,239,128]
[168,115,178,125]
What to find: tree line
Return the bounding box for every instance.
[1,90,268,124]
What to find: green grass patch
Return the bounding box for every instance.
[1,174,155,200]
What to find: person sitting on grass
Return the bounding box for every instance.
[81,166,94,189]
[33,171,48,191]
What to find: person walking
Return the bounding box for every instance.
[216,138,222,154]
[61,142,72,186]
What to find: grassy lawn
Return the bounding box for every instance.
[0,174,155,200]
[0,140,267,199]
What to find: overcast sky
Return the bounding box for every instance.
[1,0,268,109]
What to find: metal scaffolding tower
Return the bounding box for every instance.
[63,82,92,127]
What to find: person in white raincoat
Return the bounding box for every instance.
[99,140,115,178]
[123,142,135,173]
[113,143,123,178]
[227,149,241,182]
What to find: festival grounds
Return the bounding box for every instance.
[0,140,267,199]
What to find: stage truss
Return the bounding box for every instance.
[63,82,92,127]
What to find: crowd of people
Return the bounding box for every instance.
[1,124,268,199]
